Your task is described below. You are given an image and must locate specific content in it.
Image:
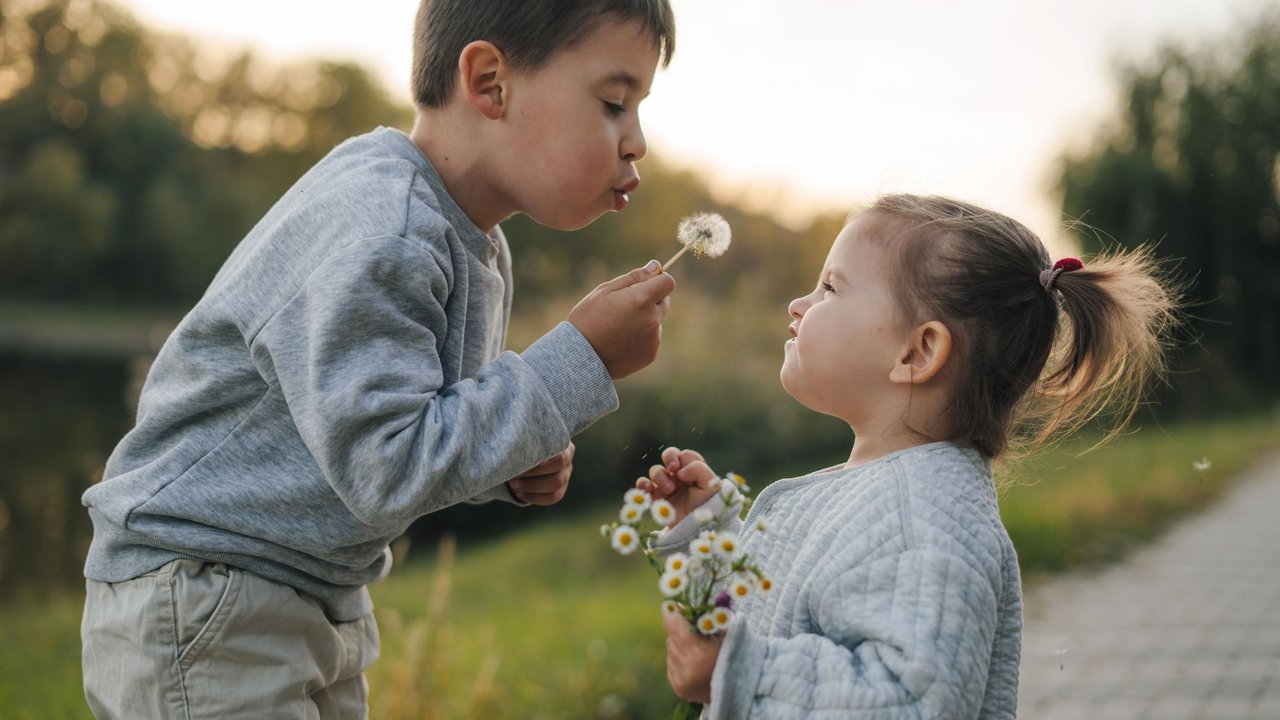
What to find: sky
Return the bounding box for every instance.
[114,0,1277,248]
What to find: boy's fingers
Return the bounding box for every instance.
[631,272,677,306]
[605,261,663,291]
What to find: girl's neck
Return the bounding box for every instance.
[845,423,937,468]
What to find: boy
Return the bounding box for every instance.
[80,0,677,716]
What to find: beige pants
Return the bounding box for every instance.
[82,559,379,719]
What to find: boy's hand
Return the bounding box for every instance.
[506,443,574,505]
[636,446,720,525]
[568,260,676,380]
[663,606,721,704]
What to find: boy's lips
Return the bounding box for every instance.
[612,177,640,210]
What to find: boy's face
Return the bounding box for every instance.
[496,19,659,230]
[781,217,906,423]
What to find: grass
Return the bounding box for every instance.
[2,416,1276,719]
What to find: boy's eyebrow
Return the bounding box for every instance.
[598,71,650,98]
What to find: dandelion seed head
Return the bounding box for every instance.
[676,212,732,258]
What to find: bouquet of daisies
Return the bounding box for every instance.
[600,471,772,635]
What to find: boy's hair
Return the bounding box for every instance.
[411,0,676,108]
[863,194,1180,459]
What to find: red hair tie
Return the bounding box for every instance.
[1039,257,1083,293]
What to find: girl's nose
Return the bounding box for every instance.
[788,295,808,321]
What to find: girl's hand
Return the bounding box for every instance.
[636,446,720,525]
[663,606,722,704]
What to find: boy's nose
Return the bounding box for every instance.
[621,123,647,162]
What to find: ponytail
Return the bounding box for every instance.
[1029,245,1180,450]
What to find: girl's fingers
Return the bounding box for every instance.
[676,460,717,488]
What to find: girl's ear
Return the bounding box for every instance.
[458,40,508,120]
[889,321,952,385]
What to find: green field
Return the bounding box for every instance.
[3,417,1276,719]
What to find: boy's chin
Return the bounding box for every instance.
[526,212,605,232]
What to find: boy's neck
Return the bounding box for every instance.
[409,109,509,233]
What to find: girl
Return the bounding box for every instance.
[640,194,1177,719]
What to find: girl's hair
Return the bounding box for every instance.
[411,0,676,108]
[863,194,1180,459]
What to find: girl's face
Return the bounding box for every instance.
[781,217,906,423]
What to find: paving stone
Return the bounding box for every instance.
[1017,452,1280,717]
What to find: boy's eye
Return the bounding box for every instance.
[603,101,625,116]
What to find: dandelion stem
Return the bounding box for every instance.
[662,244,691,271]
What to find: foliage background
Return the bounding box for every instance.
[1,4,1278,714]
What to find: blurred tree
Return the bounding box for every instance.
[1057,8,1280,415]
[0,0,411,305]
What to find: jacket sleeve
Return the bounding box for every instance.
[708,549,1000,720]
[250,234,617,528]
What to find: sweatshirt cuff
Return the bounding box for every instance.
[520,322,619,436]
[653,493,729,554]
[708,615,767,719]
[465,482,529,507]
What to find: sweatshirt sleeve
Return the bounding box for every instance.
[708,550,1000,720]
[250,235,618,528]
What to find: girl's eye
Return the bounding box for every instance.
[821,281,835,293]
[603,101,625,116]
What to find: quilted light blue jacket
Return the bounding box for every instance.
[658,441,1021,719]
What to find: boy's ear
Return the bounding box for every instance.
[889,321,952,385]
[457,40,508,120]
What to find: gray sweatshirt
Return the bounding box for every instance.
[657,441,1022,719]
[83,127,619,621]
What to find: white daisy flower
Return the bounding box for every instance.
[659,570,689,597]
[695,612,719,635]
[690,537,715,557]
[719,481,741,503]
[729,579,751,601]
[661,600,679,615]
[599,524,612,538]
[665,553,690,574]
[754,518,769,534]
[650,499,676,525]
[610,525,639,555]
[623,488,651,509]
[688,556,706,576]
[619,505,644,524]
[715,532,740,558]
[726,472,751,493]
[758,576,774,593]
[711,607,733,629]
[692,507,714,524]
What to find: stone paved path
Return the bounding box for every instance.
[1018,451,1280,719]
